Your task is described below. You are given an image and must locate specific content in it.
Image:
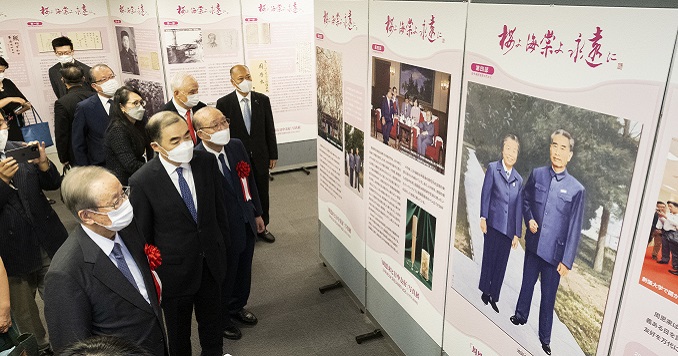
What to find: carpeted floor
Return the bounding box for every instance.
[42,165,399,356]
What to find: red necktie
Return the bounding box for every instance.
[185,110,196,144]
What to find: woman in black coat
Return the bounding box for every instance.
[0,57,31,141]
[105,86,153,185]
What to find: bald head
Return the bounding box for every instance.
[193,107,226,130]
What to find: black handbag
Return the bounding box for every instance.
[0,321,39,356]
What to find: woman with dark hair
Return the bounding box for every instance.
[0,57,31,141]
[104,85,152,185]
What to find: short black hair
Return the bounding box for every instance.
[0,57,7,68]
[668,201,678,208]
[111,85,143,123]
[60,63,85,85]
[120,30,129,39]
[52,36,73,51]
[59,335,152,356]
[658,201,666,205]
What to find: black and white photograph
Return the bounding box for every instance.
[164,28,204,64]
[116,26,140,75]
[124,78,166,118]
[203,29,239,56]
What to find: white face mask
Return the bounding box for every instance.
[158,140,194,164]
[183,94,200,108]
[125,105,145,121]
[0,73,5,81]
[235,79,252,94]
[99,78,120,97]
[58,55,74,65]
[0,129,8,152]
[205,128,230,146]
[90,199,134,232]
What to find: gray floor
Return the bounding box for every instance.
[43,167,399,356]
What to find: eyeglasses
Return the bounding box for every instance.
[55,50,73,56]
[94,74,116,84]
[200,119,229,131]
[94,186,130,210]
[127,99,146,107]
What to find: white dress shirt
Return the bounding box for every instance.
[171,97,189,119]
[661,212,678,231]
[159,154,198,213]
[204,144,230,171]
[82,225,150,304]
[235,90,252,121]
[98,94,112,115]
[502,159,513,179]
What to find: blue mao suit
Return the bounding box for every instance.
[479,160,523,302]
[515,166,585,345]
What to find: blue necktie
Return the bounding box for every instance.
[111,243,139,291]
[176,167,198,223]
[242,98,251,134]
[218,153,233,189]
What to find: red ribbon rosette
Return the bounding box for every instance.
[144,244,163,304]
[235,161,253,202]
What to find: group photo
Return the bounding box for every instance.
[451,81,642,356]
[369,57,451,174]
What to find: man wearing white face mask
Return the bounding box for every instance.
[129,111,229,356]
[45,166,167,355]
[161,72,207,144]
[194,107,265,341]
[72,64,120,166]
[48,36,93,99]
[0,112,68,356]
[216,64,278,243]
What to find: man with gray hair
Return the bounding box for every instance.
[72,64,120,166]
[160,72,206,144]
[44,166,166,355]
[510,129,585,355]
[129,111,229,356]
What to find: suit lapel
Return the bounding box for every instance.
[230,93,250,138]
[120,226,163,319]
[150,158,195,224]
[190,157,204,227]
[224,145,240,196]
[77,226,154,315]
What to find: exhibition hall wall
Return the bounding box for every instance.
[0,0,316,170]
[316,1,678,355]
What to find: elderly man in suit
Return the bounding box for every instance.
[0,113,68,356]
[416,110,435,156]
[348,149,355,188]
[479,134,523,314]
[54,63,95,168]
[510,129,585,356]
[48,36,93,99]
[216,64,278,243]
[380,89,395,145]
[129,111,229,356]
[194,107,265,341]
[44,166,166,355]
[72,64,120,166]
[650,201,666,260]
[160,73,207,144]
[354,148,361,191]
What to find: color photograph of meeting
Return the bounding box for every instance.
[370,57,451,174]
[316,46,343,150]
[638,138,678,305]
[404,199,436,290]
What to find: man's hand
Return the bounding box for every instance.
[512,236,519,249]
[0,157,18,185]
[269,159,277,170]
[26,141,49,172]
[254,216,266,234]
[529,219,539,234]
[557,262,570,277]
[479,218,487,234]
[0,304,10,334]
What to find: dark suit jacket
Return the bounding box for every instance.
[54,85,96,164]
[48,60,94,99]
[380,96,394,122]
[0,142,67,276]
[44,223,166,355]
[215,91,278,169]
[196,140,262,252]
[480,160,523,239]
[160,99,206,144]
[128,151,229,298]
[120,49,140,75]
[72,94,110,166]
[105,118,152,185]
